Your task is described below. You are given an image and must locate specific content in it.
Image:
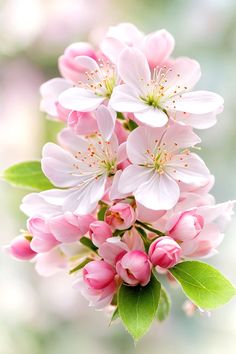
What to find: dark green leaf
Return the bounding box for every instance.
[97,206,108,221]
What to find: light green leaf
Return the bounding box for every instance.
[2,161,54,191]
[157,287,171,322]
[118,274,161,341]
[110,307,119,325]
[170,261,236,309]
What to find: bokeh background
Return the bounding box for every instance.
[1,0,236,353]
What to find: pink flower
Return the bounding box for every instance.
[110,47,223,127]
[42,128,125,214]
[105,202,136,230]
[73,260,116,309]
[89,221,112,247]
[58,42,97,83]
[167,210,204,241]
[9,235,36,261]
[118,123,210,210]
[48,213,95,243]
[28,217,60,253]
[58,56,119,112]
[149,236,181,269]
[101,23,174,68]
[67,110,98,135]
[116,250,151,286]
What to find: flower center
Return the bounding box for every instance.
[72,134,117,178]
[78,59,117,98]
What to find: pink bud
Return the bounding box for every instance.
[167,211,204,241]
[105,203,136,230]
[9,236,36,260]
[149,237,181,269]
[58,42,97,83]
[89,221,112,247]
[116,250,151,286]
[68,111,98,135]
[83,261,116,290]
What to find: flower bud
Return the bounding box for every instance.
[167,211,204,241]
[9,235,36,260]
[58,42,97,83]
[89,221,112,247]
[83,261,116,290]
[105,203,136,230]
[116,250,151,286]
[149,236,181,269]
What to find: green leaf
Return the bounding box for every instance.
[170,261,236,310]
[157,287,171,322]
[80,237,98,252]
[97,206,108,221]
[69,258,91,274]
[128,119,138,131]
[110,307,119,325]
[2,161,54,191]
[118,274,161,341]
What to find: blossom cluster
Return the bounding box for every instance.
[8,23,234,313]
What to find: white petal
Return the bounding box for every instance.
[166,153,210,185]
[135,107,168,127]
[58,87,105,112]
[95,105,116,141]
[118,165,154,194]
[117,142,127,164]
[75,56,100,73]
[109,84,147,113]
[63,175,107,215]
[135,172,180,210]
[100,37,125,64]
[166,91,224,114]
[20,192,62,218]
[118,47,151,89]
[109,170,129,200]
[42,143,80,188]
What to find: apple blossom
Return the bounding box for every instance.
[118,123,210,210]
[110,47,223,127]
[89,221,113,247]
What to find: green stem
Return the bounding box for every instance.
[135,220,165,237]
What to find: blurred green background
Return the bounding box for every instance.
[1,0,236,353]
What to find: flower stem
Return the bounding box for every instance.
[135,220,165,236]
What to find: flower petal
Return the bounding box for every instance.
[95,105,116,141]
[135,107,168,127]
[109,84,147,113]
[118,165,154,194]
[166,90,224,114]
[166,152,210,185]
[134,172,180,210]
[118,47,151,89]
[58,87,105,112]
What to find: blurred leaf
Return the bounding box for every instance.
[118,274,161,341]
[80,237,98,252]
[157,287,171,322]
[2,161,54,191]
[110,307,119,325]
[170,261,236,309]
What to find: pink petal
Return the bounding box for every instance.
[58,128,89,154]
[166,153,210,185]
[100,37,125,64]
[95,105,116,141]
[58,87,105,112]
[143,29,175,68]
[118,47,151,90]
